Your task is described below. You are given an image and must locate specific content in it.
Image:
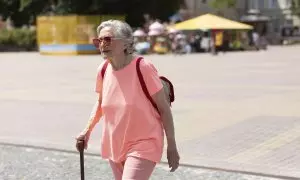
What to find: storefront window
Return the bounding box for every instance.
[268,0,277,8]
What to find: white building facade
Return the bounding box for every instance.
[183,0,300,33]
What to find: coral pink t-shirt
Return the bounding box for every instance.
[95,57,164,163]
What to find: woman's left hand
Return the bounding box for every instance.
[167,141,180,172]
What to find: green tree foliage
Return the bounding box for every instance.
[20,0,32,11]
[0,0,182,27]
[291,0,300,17]
[52,0,103,15]
[100,0,183,27]
[209,0,237,17]
[209,0,237,9]
[0,0,51,26]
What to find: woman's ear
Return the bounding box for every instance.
[124,43,129,54]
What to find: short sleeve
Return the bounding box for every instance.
[95,61,106,94]
[139,59,163,96]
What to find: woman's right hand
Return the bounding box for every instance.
[76,130,90,152]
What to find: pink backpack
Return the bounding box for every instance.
[101,57,175,113]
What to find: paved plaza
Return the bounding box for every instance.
[0,46,300,179]
[1,144,278,180]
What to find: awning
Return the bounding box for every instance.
[173,13,253,30]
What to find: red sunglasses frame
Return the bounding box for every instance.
[92,37,122,48]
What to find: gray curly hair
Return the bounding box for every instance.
[96,20,134,54]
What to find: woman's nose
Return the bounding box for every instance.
[100,41,110,48]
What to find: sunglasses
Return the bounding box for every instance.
[92,37,123,48]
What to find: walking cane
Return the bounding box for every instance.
[78,140,85,180]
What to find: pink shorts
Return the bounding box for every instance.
[109,156,156,180]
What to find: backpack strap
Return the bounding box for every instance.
[136,57,160,114]
[101,60,109,79]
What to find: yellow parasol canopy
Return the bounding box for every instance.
[173,13,253,30]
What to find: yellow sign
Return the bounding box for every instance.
[36,15,125,55]
[215,31,223,46]
[37,15,125,45]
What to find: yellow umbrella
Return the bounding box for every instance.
[173,13,253,30]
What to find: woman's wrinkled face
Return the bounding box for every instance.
[97,27,126,58]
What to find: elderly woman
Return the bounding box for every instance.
[76,20,180,180]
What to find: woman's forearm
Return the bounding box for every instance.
[160,107,176,144]
[83,100,103,133]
